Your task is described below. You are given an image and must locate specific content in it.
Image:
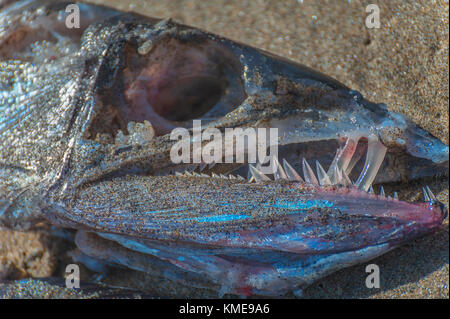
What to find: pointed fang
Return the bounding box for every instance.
[327,147,342,179]
[355,138,387,191]
[302,158,319,185]
[249,164,271,182]
[282,159,304,182]
[332,165,343,185]
[273,156,288,180]
[316,161,331,186]
[341,169,353,186]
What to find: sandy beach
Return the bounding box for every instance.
[0,0,448,298]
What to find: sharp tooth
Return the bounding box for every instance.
[336,167,343,184]
[236,175,245,181]
[393,192,399,200]
[211,173,219,178]
[355,138,387,191]
[302,158,319,185]
[327,138,359,178]
[330,165,343,185]
[379,186,385,197]
[282,159,304,182]
[422,187,431,202]
[327,148,342,180]
[184,171,193,177]
[229,174,236,179]
[368,185,375,194]
[425,186,436,201]
[192,172,201,177]
[200,173,209,178]
[249,164,271,182]
[273,156,287,180]
[175,172,183,176]
[316,161,331,186]
[341,169,353,186]
[220,174,228,179]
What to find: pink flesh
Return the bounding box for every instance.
[123,39,224,135]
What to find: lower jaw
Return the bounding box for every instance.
[75,229,404,297]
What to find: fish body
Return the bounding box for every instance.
[0,1,448,297]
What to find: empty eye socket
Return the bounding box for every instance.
[128,38,246,120]
[87,37,246,140]
[149,73,225,122]
[123,38,246,132]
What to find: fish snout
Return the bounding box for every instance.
[374,107,449,182]
[401,124,449,179]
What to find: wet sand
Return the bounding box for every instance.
[0,0,448,298]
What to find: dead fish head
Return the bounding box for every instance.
[73,14,448,189]
[0,1,447,296]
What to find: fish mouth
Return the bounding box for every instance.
[158,151,448,239]
[75,17,448,250]
[81,125,448,249]
[151,131,447,194]
[89,98,448,270]
[74,127,449,299]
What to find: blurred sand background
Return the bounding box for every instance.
[0,0,448,298]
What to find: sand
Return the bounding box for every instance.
[0,0,448,298]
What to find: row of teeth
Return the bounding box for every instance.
[181,136,387,193]
[173,155,437,202]
[111,124,439,203]
[156,162,218,176]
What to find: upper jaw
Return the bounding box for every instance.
[262,91,448,187]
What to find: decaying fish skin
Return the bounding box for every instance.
[0,1,448,297]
